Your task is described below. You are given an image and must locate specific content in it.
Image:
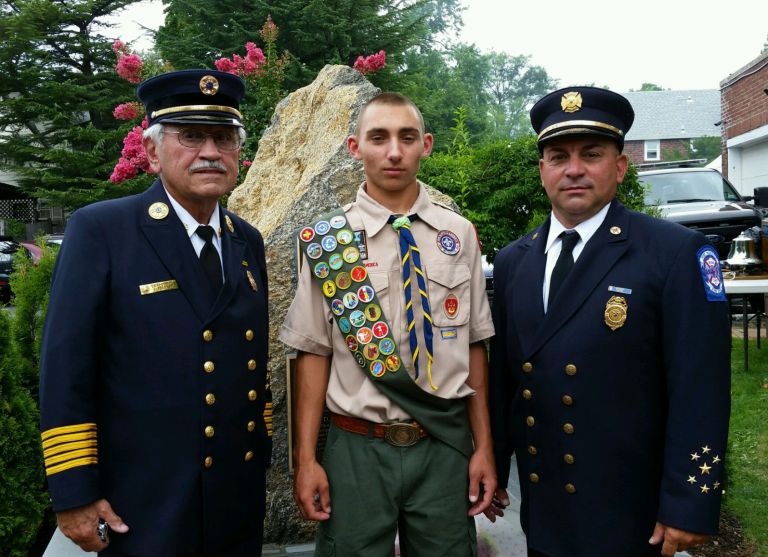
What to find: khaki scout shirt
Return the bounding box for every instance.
[280,182,494,422]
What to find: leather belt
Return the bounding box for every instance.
[331,414,428,447]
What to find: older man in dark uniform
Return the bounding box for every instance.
[39,69,271,556]
[487,86,730,557]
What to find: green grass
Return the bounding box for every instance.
[725,338,768,556]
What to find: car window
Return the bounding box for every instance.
[641,171,741,205]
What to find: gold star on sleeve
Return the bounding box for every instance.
[699,462,712,475]
[700,484,710,494]
[712,455,721,464]
[713,481,721,489]
[702,445,711,454]
[690,452,700,461]
[687,475,697,484]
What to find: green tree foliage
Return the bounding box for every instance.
[631,83,665,91]
[691,136,722,164]
[0,0,147,209]
[420,112,647,258]
[0,240,57,556]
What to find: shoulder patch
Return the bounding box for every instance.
[432,200,459,214]
[697,245,726,302]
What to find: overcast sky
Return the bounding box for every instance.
[107,0,768,93]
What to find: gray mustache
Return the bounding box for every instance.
[190,160,227,172]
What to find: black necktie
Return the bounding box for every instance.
[549,230,580,305]
[196,225,222,294]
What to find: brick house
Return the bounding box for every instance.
[720,51,768,198]
[622,90,721,168]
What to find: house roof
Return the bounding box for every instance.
[622,89,721,141]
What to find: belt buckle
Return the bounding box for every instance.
[384,422,420,447]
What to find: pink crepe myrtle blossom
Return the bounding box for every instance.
[241,160,252,167]
[113,102,142,121]
[353,50,386,75]
[214,43,266,77]
[110,117,153,183]
[116,53,144,83]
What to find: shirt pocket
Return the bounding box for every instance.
[368,271,391,322]
[426,263,471,327]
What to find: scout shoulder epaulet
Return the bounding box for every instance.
[342,202,354,211]
[432,199,459,214]
[297,208,403,379]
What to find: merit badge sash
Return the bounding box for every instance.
[299,208,472,458]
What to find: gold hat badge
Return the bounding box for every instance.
[199,75,220,96]
[561,91,583,113]
[604,296,627,330]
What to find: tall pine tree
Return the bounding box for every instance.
[0,0,146,209]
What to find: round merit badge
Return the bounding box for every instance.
[353,351,366,368]
[349,310,366,328]
[351,266,367,282]
[356,327,373,344]
[370,360,385,377]
[379,338,395,355]
[343,292,359,310]
[328,253,344,270]
[358,285,375,303]
[300,227,315,242]
[306,243,323,259]
[444,294,459,319]
[321,235,337,252]
[339,317,352,334]
[372,321,389,339]
[330,215,347,229]
[342,246,360,264]
[363,343,379,360]
[437,230,461,255]
[331,299,345,316]
[365,303,382,321]
[322,280,336,298]
[345,335,358,352]
[336,229,354,245]
[335,272,351,290]
[314,262,330,279]
[386,355,401,372]
[314,220,331,235]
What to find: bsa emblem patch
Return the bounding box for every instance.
[604,296,628,330]
[561,91,582,113]
[437,230,461,255]
[697,245,726,302]
[444,294,459,319]
[148,202,169,220]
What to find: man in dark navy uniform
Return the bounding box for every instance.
[487,86,730,557]
[39,69,271,556]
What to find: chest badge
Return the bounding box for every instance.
[437,230,461,255]
[604,296,627,330]
[225,214,235,233]
[148,202,169,220]
[444,293,459,319]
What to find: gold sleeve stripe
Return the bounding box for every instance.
[46,456,98,477]
[43,439,98,458]
[264,402,272,408]
[41,423,97,441]
[44,448,98,468]
[42,431,97,450]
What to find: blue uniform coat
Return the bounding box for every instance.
[489,201,730,557]
[39,180,271,556]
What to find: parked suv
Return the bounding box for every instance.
[0,237,19,304]
[638,167,762,259]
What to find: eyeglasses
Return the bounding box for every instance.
[162,128,242,151]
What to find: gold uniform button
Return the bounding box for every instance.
[245,451,254,461]
[205,393,216,405]
[522,362,533,373]
[563,423,575,434]
[203,329,213,342]
[204,456,213,468]
[204,426,215,438]
[564,453,575,465]
[565,483,577,494]
[526,416,535,427]
[522,389,532,400]
[529,473,540,483]
[565,364,577,376]
[562,395,574,406]
[248,359,257,371]
[248,390,258,401]
[204,361,215,373]
[245,329,254,341]
[247,421,256,432]
[527,445,538,455]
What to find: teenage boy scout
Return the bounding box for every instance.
[280,92,496,556]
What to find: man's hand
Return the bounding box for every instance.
[467,447,497,516]
[650,522,710,556]
[293,460,332,521]
[57,498,129,552]
[483,487,510,523]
